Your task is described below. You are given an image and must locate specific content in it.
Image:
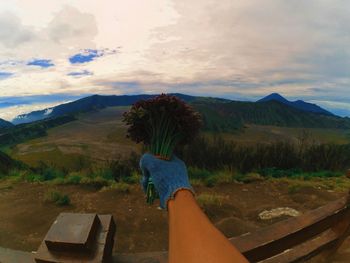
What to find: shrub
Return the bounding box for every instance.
[122,171,140,184]
[42,167,64,180]
[65,173,82,184]
[44,190,71,206]
[188,167,213,179]
[215,170,236,184]
[92,169,114,181]
[8,169,24,178]
[177,135,350,173]
[107,152,140,182]
[80,176,111,188]
[24,173,44,182]
[204,176,218,187]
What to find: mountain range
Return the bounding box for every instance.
[4,93,350,132]
[258,93,333,116]
[12,94,196,125]
[0,118,14,129]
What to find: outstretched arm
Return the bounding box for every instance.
[140,153,248,263]
[168,189,248,263]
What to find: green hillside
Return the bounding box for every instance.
[2,94,350,169]
[192,99,350,132]
[0,151,25,175]
[7,106,349,169]
[0,115,76,147]
[10,107,139,168]
[0,118,13,130]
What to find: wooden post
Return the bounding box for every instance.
[34,213,116,263]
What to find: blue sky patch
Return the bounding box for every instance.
[0,71,13,80]
[67,70,93,77]
[69,49,104,64]
[27,59,54,68]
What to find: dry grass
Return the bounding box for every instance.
[274,176,350,193]
[196,193,227,207]
[11,107,141,168]
[204,125,350,145]
[100,182,131,193]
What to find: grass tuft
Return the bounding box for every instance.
[196,193,227,207]
[44,190,71,206]
[100,182,131,193]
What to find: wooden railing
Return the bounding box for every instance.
[230,194,350,262]
[112,192,350,263]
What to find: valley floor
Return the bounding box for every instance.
[0,178,349,261]
[8,106,350,170]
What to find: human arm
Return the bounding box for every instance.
[140,154,249,263]
[168,189,248,263]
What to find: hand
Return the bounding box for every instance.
[139,153,194,209]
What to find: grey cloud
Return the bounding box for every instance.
[297,48,350,79]
[0,5,98,60]
[47,6,98,44]
[146,0,350,100]
[0,13,36,47]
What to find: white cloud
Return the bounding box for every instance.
[0,101,70,121]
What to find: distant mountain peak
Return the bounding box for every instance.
[257,93,333,116]
[258,93,289,103]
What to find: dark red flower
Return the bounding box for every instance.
[123,94,202,157]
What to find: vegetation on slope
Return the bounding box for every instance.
[192,100,350,132]
[2,133,349,187]
[0,115,76,147]
[0,118,14,130]
[0,151,26,175]
[13,94,196,124]
[13,93,350,132]
[177,135,350,173]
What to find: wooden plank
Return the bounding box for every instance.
[259,229,339,263]
[44,213,99,252]
[230,197,349,262]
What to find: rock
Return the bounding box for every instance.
[258,207,301,220]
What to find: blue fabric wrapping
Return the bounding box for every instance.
[139,153,194,209]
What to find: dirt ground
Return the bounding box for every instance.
[0,179,349,261]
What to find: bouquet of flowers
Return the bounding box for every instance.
[123,94,202,203]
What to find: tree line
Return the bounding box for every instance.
[176,135,350,173]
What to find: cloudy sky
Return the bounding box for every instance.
[0,0,349,121]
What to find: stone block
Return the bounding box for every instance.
[45,213,99,253]
[34,213,116,263]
